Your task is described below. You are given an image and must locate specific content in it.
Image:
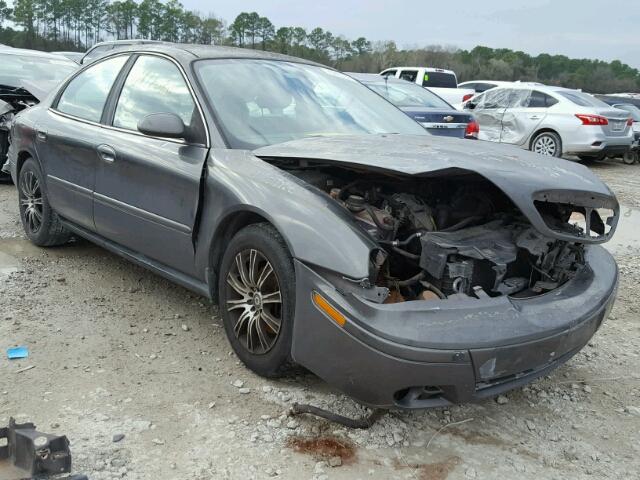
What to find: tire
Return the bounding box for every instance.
[218,223,295,377]
[531,131,562,157]
[623,150,638,165]
[18,158,71,246]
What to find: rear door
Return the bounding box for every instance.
[93,54,209,275]
[500,89,553,145]
[41,55,129,230]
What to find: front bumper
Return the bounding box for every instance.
[291,246,617,408]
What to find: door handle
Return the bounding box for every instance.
[96,144,116,163]
[529,115,542,120]
[36,130,47,142]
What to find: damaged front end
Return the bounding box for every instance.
[1,86,40,179]
[282,165,616,304]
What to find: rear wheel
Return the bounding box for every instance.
[623,150,638,165]
[18,158,71,246]
[531,131,562,157]
[218,223,296,377]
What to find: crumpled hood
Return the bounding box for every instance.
[254,134,619,243]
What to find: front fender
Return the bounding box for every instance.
[195,149,377,282]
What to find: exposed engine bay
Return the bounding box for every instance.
[1,86,39,177]
[282,163,595,303]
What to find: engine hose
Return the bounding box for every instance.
[440,215,483,232]
[386,271,425,287]
[420,280,446,299]
[392,246,420,261]
[290,403,385,429]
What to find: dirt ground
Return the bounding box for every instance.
[0,158,639,480]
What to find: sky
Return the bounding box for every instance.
[185,0,640,68]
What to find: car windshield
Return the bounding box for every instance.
[195,59,426,149]
[614,104,640,121]
[557,90,610,108]
[365,80,452,109]
[0,52,76,87]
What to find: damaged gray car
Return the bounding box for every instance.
[0,47,77,182]
[7,45,619,408]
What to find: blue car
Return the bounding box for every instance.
[349,72,478,139]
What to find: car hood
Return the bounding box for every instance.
[254,134,619,243]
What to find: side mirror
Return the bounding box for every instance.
[137,112,185,139]
[465,102,476,110]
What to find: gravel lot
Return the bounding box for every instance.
[0,158,638,480]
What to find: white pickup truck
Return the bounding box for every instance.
[380,67,475,110]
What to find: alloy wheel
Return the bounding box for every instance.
[533,135,557,156]
[225,249,282,354]
[20,170,43,234]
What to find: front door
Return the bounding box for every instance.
[500,90,550,146]
[472,88,511,142]
[93,54,208,276]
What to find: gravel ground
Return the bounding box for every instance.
[0,158,639,480]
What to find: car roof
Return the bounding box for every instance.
[103,43,325,68]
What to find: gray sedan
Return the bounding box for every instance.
[8,44,619,408]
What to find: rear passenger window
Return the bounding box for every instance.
[528,90,558,108]
[399,70,418,83]
[113,55,197,134]
[56,55,128,122]
[381,70,397,77]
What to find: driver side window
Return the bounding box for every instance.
[112,55,198,136]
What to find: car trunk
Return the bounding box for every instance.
[401,108,471,138]
[598,108,631,137]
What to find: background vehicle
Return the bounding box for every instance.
[611,103,640,164]
[349,73,478,139]
[465,85,633,159]
[459,80,544,94]
[51,51,83,63]
[80,39,165,64]
[8,45,618,409]
[0,47,77,182]
[380,67,475,109]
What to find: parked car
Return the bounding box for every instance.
[465,85,633,159]
[348,73,478,139]
[610,103,640,164]
[80,39,166,64]
[380,67,475,109]
[0,47,77,182]
[8,45,619,409]
[51,51,84,63]
[459,80,545,95]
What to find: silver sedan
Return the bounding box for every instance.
[464,85,633,159]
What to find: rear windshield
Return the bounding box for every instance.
[366,80,452,109]
[422,71,457,88]
[558,91,610,108]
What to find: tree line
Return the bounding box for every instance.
[0,1,638,93]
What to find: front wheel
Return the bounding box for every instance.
[218,223,296,377]
[531,132,562,157]
[18,158,71,246]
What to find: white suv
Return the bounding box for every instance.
[465,84,633,159]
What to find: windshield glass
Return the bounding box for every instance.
[365,80,452,109]
[614,104,640,121]
[558,90,610,108]
[0,52,77,87]
[195,59,426,149]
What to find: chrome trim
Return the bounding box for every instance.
[94,192,192,234]
[49,50,211,148]
[47,175,93,198]
[420,122,468,129]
